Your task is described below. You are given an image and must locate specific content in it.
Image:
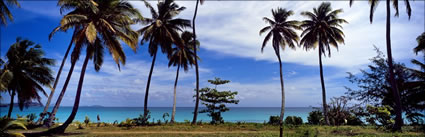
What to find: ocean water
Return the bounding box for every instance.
[0,107,314,123]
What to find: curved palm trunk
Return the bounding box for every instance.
[385,0,403,131]
[37,39,73,125]
[191,0,200,125]
[47,53,90,134]
[170,65,180,124]
[45,60,77,127]
[7,91,15,118]
[276,55,285,137]
[318,45,330,125]
[144,49,158,119]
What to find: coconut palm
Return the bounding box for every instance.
[259,8,300,137]
[349,0,412,131]
[0,0,20,25]
[44,0,140,133]
[137,0,190,120]
[300,2,347,125]
[414,32,425,61]
[191,0,204,125]
[168,31,198,123]
[4,38,55,118]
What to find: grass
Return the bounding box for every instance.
[11,122,425,137]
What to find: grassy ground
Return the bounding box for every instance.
[11,123,425,137]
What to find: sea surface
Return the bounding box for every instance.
[0,107,314,123]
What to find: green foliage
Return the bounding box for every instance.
[118,118,135,128]
[133,111,151,126]
[268,115,280,125]
[346,47,425,125]
[284,116,303,125]
[308,110,323,125]
[162,113,169,124]
[84,115,91,126]
[0,118,27,137]
[197,77,239,124]
[365,105,394,129]
[25,113,37,123]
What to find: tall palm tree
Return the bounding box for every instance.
[259,8,300,137]
[0,0,20,25]
[138,0,190,120]
[300,2,347,126]
[191,0,204,125]
[4,38,54,118]
[168,31,198,123]
[349,0,411,131]
[414,32,425,62]
[44,0,100,127]
[44,0,140,133]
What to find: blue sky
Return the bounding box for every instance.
[0,1,424,107]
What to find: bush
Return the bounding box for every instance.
[365,105,394,129]
[268,115,280,125]
[133,111,151,126]
[308,110,323,125]
[84,116,90,126]
[118,118,135,128]
[284,116,303,125]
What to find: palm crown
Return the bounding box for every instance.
[50,0,141,70]
[138,0,191,57]
[168,31,199,72]
[260,8,300,55]
[5,38,54,110]
[300,2,348,57]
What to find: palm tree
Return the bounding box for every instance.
[191,0,204,125]
[300,2,347,125]
[349,0,412,131]
[44,0,141,127]
[0,0,20,25]
[414,32,425,62]
[259,8,300,137]
[138,0,190,120]
[168,31,198,123]
[44,0,100,126]
[4,38,55,118]
[44,0,140,133]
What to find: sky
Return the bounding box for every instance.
[0,0,424,108]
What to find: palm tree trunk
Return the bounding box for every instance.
[47,52,90,134]
[144,49,158,119]
[386,0,403,131]
[45,60,77,127]
[318,45,330,125]
[192,0,200,125]
[277,54,285,137]
[37,38,74,125]
[171,65,180,124]
[7,91,15,118]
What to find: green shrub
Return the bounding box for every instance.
[133,111,151,126]
[365,105,394,129]
[308,110,323,125]
[268,115,280,125]
[118,118,135,128]
[84,115,91,126]
[284,116,303,125]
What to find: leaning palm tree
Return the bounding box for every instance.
[0,0,20,25]
[138,0,190,120]
[44,0,140,134]
[168,31,198,124]
[44,0,141,127]
[414,32,425,61]
[4,38,55,118]
[349,0,412,131]
[191,0,204,125]
[259,8,300,137]
[300,2,347,126]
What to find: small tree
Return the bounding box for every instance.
[197,77,239,124]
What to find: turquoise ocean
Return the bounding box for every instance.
[0,107,314,123]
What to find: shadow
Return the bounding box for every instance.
[23,131,85,137]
